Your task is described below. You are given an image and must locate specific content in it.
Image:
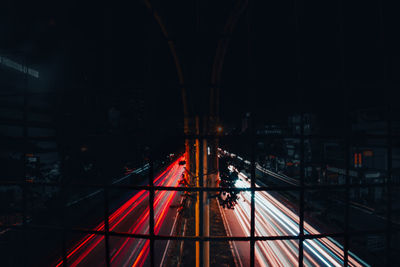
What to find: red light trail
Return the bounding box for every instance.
[55,157,184,267]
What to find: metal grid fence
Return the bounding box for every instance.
[0,109,398,266]
[1,0,398,266]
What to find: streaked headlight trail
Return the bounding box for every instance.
[231,168,369,267]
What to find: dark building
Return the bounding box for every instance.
[323,108,400,203]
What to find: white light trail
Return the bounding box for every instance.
[229,169,369,267]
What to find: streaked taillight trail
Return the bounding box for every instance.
[55,157,184,267]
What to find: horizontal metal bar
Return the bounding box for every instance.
[0,118,54,128]
[183,133,400,141]
[0,135,56,141]
[0,181,396,191]
[1,224,387,241]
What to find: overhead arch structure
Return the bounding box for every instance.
[144,0,249,123]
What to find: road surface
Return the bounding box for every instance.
[221,167,369,267]
[54,158,184,267]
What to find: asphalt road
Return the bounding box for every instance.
[54,158,184,267]
[220,167,369,267]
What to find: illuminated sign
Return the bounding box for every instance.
[354,153,362,168]
[0,56,39,78]
[363,150,373,157]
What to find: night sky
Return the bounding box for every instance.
[1,0,399,133]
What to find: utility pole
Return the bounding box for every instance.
[195,117,200,267]
[195,116,211,267]
[203,116,209,267]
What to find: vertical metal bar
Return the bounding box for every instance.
[103,186,110,267]
[337,0,349,264]
[199,118,204,267]
[60,173,68,267]
[195,117,201,267]
[378,0,392,264]
[293,0,305,262]
[61,228,68,265]
[250,115,256,267]
[62,228,68,267]
[299,113,305,266]
[149,154,155,267]
[342,42,350,267]
[102,2,112,264]
[247,1,257,265]
[342,57,350,267]
[22,55,28,266]
[342,43,350,267]
[203,116,210,267]
[343,122,350,267]
[22,181,27,267]
[386,105,392,265]
[246,0,255,265]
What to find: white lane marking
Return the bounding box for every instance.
[66,165,149,207]
[160,193,182,266]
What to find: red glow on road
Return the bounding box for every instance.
[55,157,184,267]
